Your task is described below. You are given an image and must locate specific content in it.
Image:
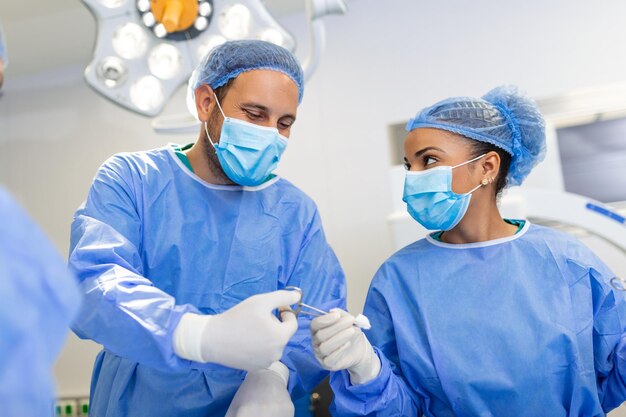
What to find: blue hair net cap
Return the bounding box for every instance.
[406,85,547,186]
[187,40,304,118]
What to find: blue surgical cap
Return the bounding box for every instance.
[187,40,304,118]
[406,85,546,186]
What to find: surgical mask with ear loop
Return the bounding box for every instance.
[402,154,488,231]
[204,94,288,186]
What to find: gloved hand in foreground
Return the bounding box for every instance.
[311,308,381,385]
[173,290,300,370]
[225,361,294,417]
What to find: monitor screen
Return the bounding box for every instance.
[557,117,626,203]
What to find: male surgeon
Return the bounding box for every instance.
[69,40,346,416]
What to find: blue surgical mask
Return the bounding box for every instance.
[205,94,288,186]
[402,154,486,231]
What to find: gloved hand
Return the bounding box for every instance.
[173,290,300,371]
[311,308,381,385]
[225,361,294,417]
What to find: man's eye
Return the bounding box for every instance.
[246,111,262,119]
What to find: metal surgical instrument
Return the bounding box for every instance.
[284,286,371,329]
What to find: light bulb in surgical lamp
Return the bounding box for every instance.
[96,57,128,88]
[130,76,164,112]
[100,0,126,8]
[257,28,285,47]
[113,23,148,59]
[148,43,182,80]
[142,12,156,27]
[219,4,251,40]
[136,0,150,12]
[197,35,226,61]
[194,16,209,31]
[153,23,168,39]
[198,2,213,17]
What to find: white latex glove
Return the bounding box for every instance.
[173,290,300,371]
[225,361,294,417]
[311,308,381,385]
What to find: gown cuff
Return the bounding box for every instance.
[172,312,209,363]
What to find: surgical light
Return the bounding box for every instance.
[113,23,148,59]
[148,43,182,79]
[219,4,251,40]
[130,76,164,112]
[83,0,345,118]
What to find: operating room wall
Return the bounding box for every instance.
[2,0,626,402]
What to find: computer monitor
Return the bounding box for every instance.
[557,117,626,204]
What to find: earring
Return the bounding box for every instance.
[481,178,489,186]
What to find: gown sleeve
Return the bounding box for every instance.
[578,247,626,412]
[281,207,348,399]
[69,156,199,370]
[0,25,7,67]
[330,263,424,416]
[0,188,81,414]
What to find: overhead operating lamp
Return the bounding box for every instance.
[82,0,347,120]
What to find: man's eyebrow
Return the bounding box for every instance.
[239,102,296,120]
[239,103,270,113]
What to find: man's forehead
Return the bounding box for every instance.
[225,70,299,113]
[230,70,298,95]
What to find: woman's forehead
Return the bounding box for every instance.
[405,128,471,150]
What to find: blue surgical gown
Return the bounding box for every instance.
[0,25,7,66]
[69,145,346,416]
[0,187,80,417]
[331,222,626,416]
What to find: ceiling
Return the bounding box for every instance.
[0,0,305,77]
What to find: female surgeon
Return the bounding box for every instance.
[310,85,626,416]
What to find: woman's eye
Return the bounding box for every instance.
[403,162,411,170]
[424,156,437,166]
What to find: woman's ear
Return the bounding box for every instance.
[195,84,216,122]
[482,151,501,184]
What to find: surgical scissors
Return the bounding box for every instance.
[284,286,371,329]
